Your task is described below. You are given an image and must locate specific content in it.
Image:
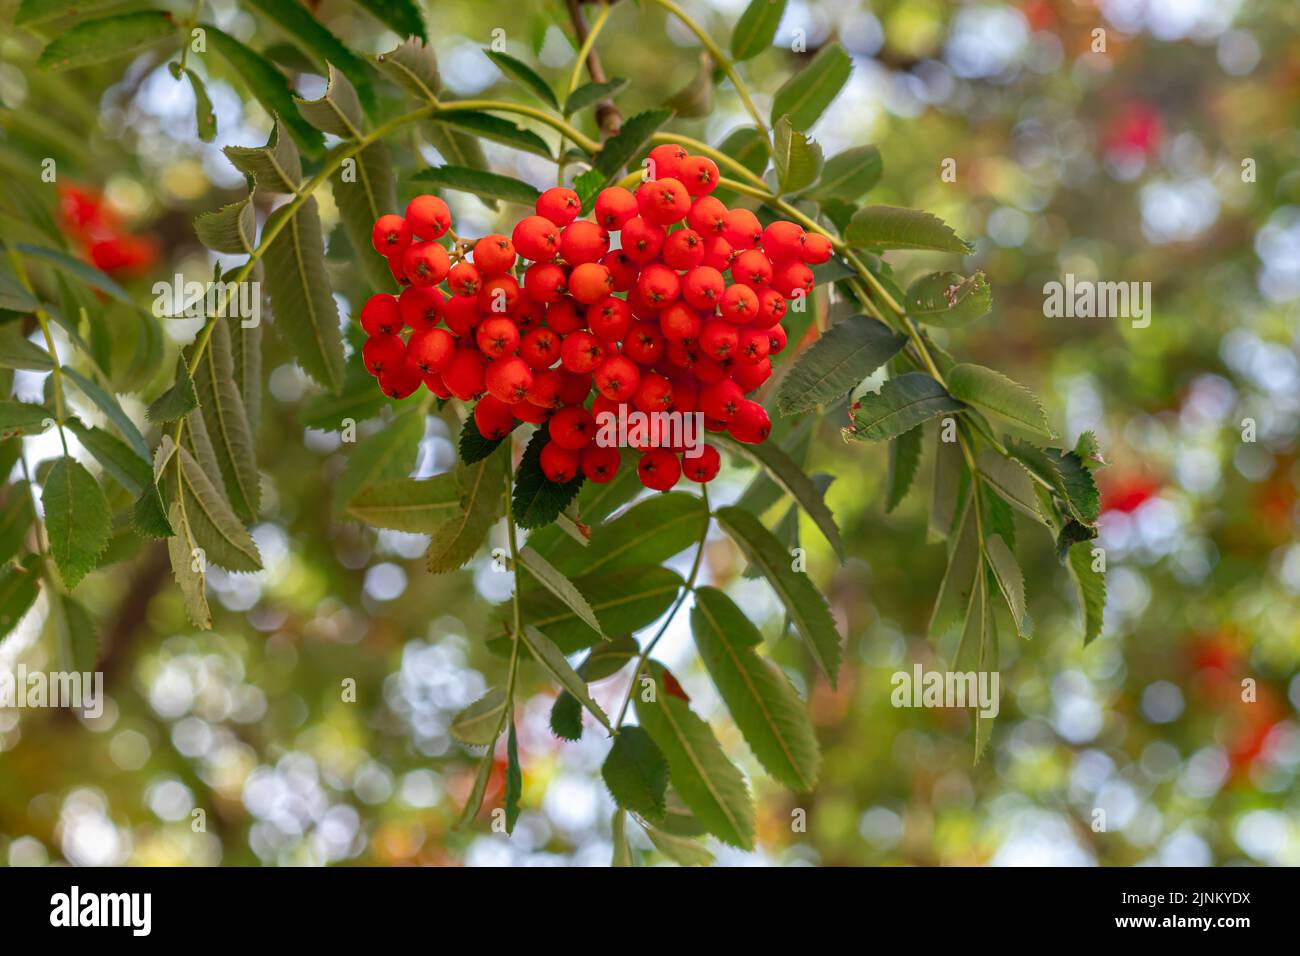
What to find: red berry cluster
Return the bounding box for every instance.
[57,183,158,277]
[359,143,828,490]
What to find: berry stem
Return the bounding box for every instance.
[502,459,525,726]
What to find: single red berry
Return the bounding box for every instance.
[693,355,732,384]
[524,262,568,303]
[635,177,690,225]
[752,287,787,328]
[398,285,445,330]
[728,399,771,443]
[633,372,674,413]
[719,283,759,323]
[447,261,481,297]
[362,334,406,377]
[473,234,517,275]
[662,228,706,270]
[687,196,729,236]
[360,293,403,336]
[536,186,581,227]
[733,357,772,393]
[422,369,452,399]
[601,250,639,291]
[771,259,814,299]
[406,195,451,240]
[594,354,641,401]
[520,327,560,369]
[637,448,681,491]
[646,143,689,181]
[540,441,580,483]
[723,208,763,250]
[549,405,597,450]
[581,444,622,483]
[736,326,771,364]
[474,395,516,439]
[681,266,725,310]
[594,186,639,230]
[559,220,610,265]
[557,368,594,405]
[698,319,739,361]
[627,286,663,321]
[525,367,563,408]
[588,295,633,342]
[801,232,833,264]
[678,156,719,197]
[666,341,699,370]
[636,263,681,307]
[514,296,544,330]
[371,214,411,256]
[701,235,735,271]
[620,217,665,264]
[620,322,664,365]
[476,316,521,358]
[659,302,702,346]
[407,327,456,373]
[568,262,614,304]
[699,379,744,421]
[401,241,450,287]
[767,324,788,354]
[478,274,521,315]
[762,220,805,261]
[386,253,411,287]
[545,297,585,335]
[511,215,561,262]
[682,443,721,483]
[379,356,423,399]
[443,294,483,337]
[442,348,488,400]
[514,400,551,424]
[670,376,699,412]
[485,355,534,404]
[732,248,774,288]
[560,330,605,373]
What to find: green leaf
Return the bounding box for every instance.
[37,11,174,70]
[410,165,540,207]
[0,482,34,566]
[59,366,147,459]
[929,432,966,542]
[336,412,424,521]
[844,372,965,442]
[579,633,640,682]
[192,318,260,523]
[984,534,1030,639]
[953,570,998,759]
[550,692,583,741]
[345,473,461,533]
[1008,442,1099,525]
[244,0,376,112]
[665,52,714,119]
[565,78,628,115]
[553,492,706,577]
[906,271,992,328]
[643,821,714,866]
[300,361,394,430]
[51,592,98,672]
[612,810,632,867]
[885,425,922,513]
[455,744,498,829]
[458,410,512,465]
[601,727,668,818]
[170,63,217,142]
[946,364,1053,438]
[774,314,906,415]
[173,446,262,572]
[166,492,211,623]
[451,687,507,746]
[132,479,173,540]
[517,565,683,654]
[0,324,54,370]
[427,453,506,573]
[714,506,841,687]
[505,720,522,833]
[769,41,851,130]
[14,244,133,307]
[146,356,199,425]
[593,109,674,182]
[434,111,552,159]
[194,198,257,255]
[732,0,788,61]
[808,145,882,201]
[294,63,365,137]
[845,206,973,254]
[635,662,754,850]
[717,126,769,177]
[224,119,302,194]
[261,197,345,392]
[0,400,52,438]
[517,546,605,637]
[692,587,820,790]
[232,314,263,433]
[716,434,843,561]
[928,497,979,637]
[772,115,824,195]
[207,27,325,155]
[42,457,110,589]
[331,139,398,290]
[521,625,611,731]
[351,0,425,41]
[0,556,41,642]
[977,449,1044,525]
[1067,541,1106,644]
[376,38,440,103]
[16,0,118,26]
[66,420,150,496]
[511,428,584,529]
[483,49,558,110]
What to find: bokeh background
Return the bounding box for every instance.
[1,0,1298,866]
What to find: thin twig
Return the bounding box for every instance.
[566,0,622,137]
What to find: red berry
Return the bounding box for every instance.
[732,249,773,288]
[379,356,423,399]
[485,355,533,404]
[767,324,788,354]
[549,405,597,450]
[601,250,639,291]
[635,177,690,225]
[719,283,759,323]
[422,369,452,399]
[752,288,787,328]
[662,228,706,270]
[514,296,544,330]
[771,259,814,299]
[443,348,488,400]
[670,376,700,412]
[560,331,605,373]
[659,302,702,346]
[514,400,551,424]
[728,399,771,443]
[557,368,594,405]
[679,156,719,197]
[701,235,735,271]
[568,262,614,304]
[761,221,805,261]
[476,316,521,358]
[733,357,772,393]
[646,143,688,181]
[408,327,456,373]
[478,274,521,314]
[723,208,762,249]
[371,214,411,256]
[525,367,563,408]
[687,196,728,236]
[633,372,674,413]
[698,319,739,360]
[559,220,609,265]
[362,334,406,377]
[443,294,482,336]
[474,395,516,439]
[401,241,450,287]
[540,441,580,483]
[360,293,403,336]
[594,354,640,401]
[594,187,639,230]
[636,263,680,308]
[682,443,721,482]
[447,261,481,297]
[621,322,664,365]
[386,253,411,287]
[520,327,560,369]
[512,215,561,262]
[473,234,517,275]
[524,262,568,303]
[581,444,621,483]
[536,187,581,227]
[637,448,681,491]
[406,195,451,240]
[801,232,833,264]
[682,266,725,310]
[545,297,585,335]
[699,379,744,421]
[620,217,665,264]
[693,355,731,384]
[588,295,633,342]
[665,341,699,370]
[398,286,445,330]
[736,326,771,364]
